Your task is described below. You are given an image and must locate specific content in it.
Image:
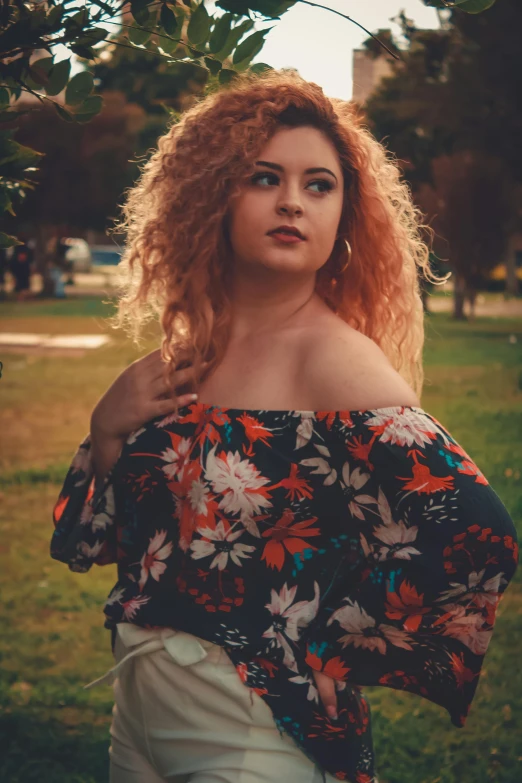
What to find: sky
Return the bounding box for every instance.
[248,0,440,100]
[60,0,440,100]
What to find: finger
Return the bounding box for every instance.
[140,348,189,374]
[153,394,198,417]
[312,671,338,720]
[149,365,206,398]
[151,362,211,395]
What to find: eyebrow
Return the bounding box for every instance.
[254,160,338,183]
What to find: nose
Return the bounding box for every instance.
[277,200,303,217]
[276,183,303,217]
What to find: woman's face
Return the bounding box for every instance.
[226,125,345,278]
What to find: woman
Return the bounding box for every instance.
[51,70,518,783]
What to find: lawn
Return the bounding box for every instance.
[0,297,521,783]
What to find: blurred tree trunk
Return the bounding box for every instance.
[505,238,518,296]
[430,153,511,319]
[453,272,467,320]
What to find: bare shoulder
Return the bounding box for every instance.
[297,321,421,411]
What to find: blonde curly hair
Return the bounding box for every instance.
[107,68,445,413]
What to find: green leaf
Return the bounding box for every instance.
[173,4,188,22]
[249,62,273,74]
[216,0,250,15]
[74,111,101,124]
[252,0,296,16]
[208,13,232,53]
[187,2,211,45]
[73,95,103,115]
[218,0,295,17]
[68,8,89,27]
[29,7,47,31]
[45,59,71,97]
[46,4,65,28]
[65,71,94,106]
[0,88,10,107]
[0,189,13,214]
[160,4,178,35]
[75,27,110,46]
[157,34,180,54]
[54,104,75,122]
[0,131,17,149]
[89,0,114,14]
[232,28,272,65]
[454,0,496,12]
[185,42,205,59]
[28,56,54,86]
[0,141,43,174]
[130,0,150,25]
[213,18,254,61]
[0,232,23,249]
[219,68,239,85]
[69,44,97,61]
[128,25,152,45]
[204,57,222,75]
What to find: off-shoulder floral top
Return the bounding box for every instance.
[51,404,518,783]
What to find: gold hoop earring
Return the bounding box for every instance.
[338,238,352,274]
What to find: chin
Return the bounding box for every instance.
[256,256,307,273]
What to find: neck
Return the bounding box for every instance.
[228,270,322,343]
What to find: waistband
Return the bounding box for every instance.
[84,624,217,691]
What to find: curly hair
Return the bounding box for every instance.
[107,68,446,413]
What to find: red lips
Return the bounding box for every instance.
[267,225,306,240]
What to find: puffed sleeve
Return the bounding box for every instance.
[303,407,518,728]
[50,433,123,572]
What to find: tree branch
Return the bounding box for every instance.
[296,0,401,60]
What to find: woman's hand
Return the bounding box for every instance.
[91,348,208,441]
[312,669,338,721]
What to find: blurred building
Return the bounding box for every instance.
[352,47,394,105]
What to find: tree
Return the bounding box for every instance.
[364,0,522,317]
[0,0,282,251]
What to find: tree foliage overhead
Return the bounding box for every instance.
[0,0,284,248]
[0,0,501,248]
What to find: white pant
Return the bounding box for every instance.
[84,624,337,783]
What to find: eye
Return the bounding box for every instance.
[250,172,277,186]
[308,179,334,194]
[250,173,334,194]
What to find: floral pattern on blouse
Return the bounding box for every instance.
[51,404,518,783]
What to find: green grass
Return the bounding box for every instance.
[0,301,521,782]
[0,296,118,319]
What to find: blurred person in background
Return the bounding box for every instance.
[57,237,75,285]
[10,238,34,301]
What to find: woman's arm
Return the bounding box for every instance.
[50,350,200,571]
[90,425,127,493]
[302,408,518,727]
[50,432,124,571]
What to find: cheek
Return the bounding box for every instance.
[310,213,340,247]
[228,195,266,243]
[233,192,265,223]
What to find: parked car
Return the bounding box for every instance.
[90,244,122,266]
[59,237,93,273]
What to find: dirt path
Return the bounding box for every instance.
[427,294,522,319]
[3,271,522,319]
